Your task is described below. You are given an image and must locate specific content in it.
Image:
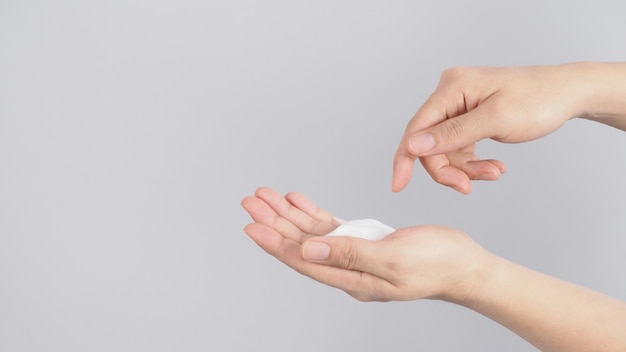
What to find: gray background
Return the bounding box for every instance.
[1,0,625,351]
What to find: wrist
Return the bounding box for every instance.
[439,247,506,310]
[435,243,500,307]
[573,62,626,129]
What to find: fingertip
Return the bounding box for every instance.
[240,196,258,213]
[392,157,415,192]
[493,160,507,174]
[477,159,507,175]
[254,186,275,199]
[285,191,316,214]
[243,222,262,237]
[241,195,279,225]
[253,186,264,196]
[284,191,305,206]
[391,175,407,193]
[461,159,505,182]
[454,182,472,195]
[431,165,472,194]
[392,179,409,193]
[243,222,262,241]
[476,172,500,181]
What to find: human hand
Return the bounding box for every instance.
[393,63,598,194]
[241,187,488,303]
[242,189,626,350]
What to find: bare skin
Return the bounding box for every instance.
[392,62,626,194]
[242,62,626,350]
[242,188,626,351]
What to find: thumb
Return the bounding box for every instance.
[407,108,497,157]
[301,237,385,276]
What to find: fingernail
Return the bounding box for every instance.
[302,241,330,261]
[408,133,435,155]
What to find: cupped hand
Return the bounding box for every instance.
[241,187,488,303]
[393,64,594,194]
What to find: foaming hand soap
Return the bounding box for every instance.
[325,219,395,241]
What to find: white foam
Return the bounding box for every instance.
[326,219,395,241]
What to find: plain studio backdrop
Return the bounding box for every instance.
[1,1,625,351]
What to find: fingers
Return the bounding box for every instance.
[418,154,506,194]
[243,187,394,280]
[244,222,395,302]
[301,236,394,280]
[241,187,339,247]
[392,99,449,192]
[391,154,415,192]
[408,104,500,158]
[244,223,285,254]
[241,196,309,243]
[300,236,402,301]
[460,159,507,179]
[392,86,503,192]
[284,191,340,229]
[418,154,473,194]
[255,187,338,236]
[398,146,505,194]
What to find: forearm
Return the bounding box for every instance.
[577,61,626,131]
[454,253,626,351]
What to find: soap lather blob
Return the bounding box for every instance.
[326,219,395,241]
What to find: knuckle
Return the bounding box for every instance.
[306,217,323,234]
[339,243,359,270]
[440,66,469,82]
[441,118,465,140]
[420,157,448,186]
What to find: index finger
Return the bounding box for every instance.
[392,95,456,192]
